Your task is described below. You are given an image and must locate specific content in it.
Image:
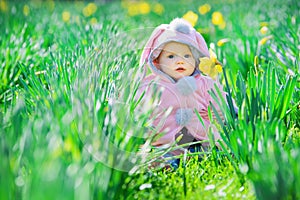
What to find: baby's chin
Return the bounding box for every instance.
[173,76,184,81]
[174,74,192,81]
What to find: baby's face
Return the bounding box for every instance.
[157,42,195,81]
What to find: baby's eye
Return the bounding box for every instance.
[184,54,191,58]
[167,55,174,59]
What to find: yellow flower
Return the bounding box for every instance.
[198,4,211,15]
[259,35,273,46]
[23,4,30,16]
[139,2,150,15]
[62,11,71,22]
[217,38,230,47]
[215,64,222,73]
[197,27,210,34]
[127,2,139,16]
[259,21,269,27]
[0,0,8,12]
[83,2,97,17]
[198,49,222,80]
[153,3,164,15]
[124,1,150,16]
[212,11,224,25]
[46,0,55,12]
[260,26,268,35]
[182,11,198,27]
[90,17,97,25]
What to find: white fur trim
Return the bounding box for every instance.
[176,76,197,96]
[170,18,192,34]
[175,108,193,126]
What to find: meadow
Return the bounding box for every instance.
[0,0,299,199]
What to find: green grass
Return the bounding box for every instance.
[0,0,299,199]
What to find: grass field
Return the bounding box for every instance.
[0,0,299,199]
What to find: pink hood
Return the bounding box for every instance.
[140,18,210,83]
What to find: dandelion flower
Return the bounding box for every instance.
[90,17,97,25]
[127,2,139,16]
[23,4,30,16]
[212,11,224,25]
[153,3,164,15]
[197,27,210,34]
[0,0,8,12]
[139,2,150,15]
[183,11,198,27]
[83,2,97,17]
[198,4,211,15]
[259,21,269,27]
[47,0,55,12]
[62,11,71,22]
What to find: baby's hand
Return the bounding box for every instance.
[198,49,222,80]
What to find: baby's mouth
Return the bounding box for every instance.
[176,67,186,72]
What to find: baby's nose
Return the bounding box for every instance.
[176,57,184,64]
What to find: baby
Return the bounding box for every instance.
[137,18,234,168]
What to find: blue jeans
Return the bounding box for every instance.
[162,143,207,170]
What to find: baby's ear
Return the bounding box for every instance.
[153,59,160,69]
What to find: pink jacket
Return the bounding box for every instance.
[138,73,226,146]
[137,18,230,147]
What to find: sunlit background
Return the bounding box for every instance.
[0,0,299,199]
